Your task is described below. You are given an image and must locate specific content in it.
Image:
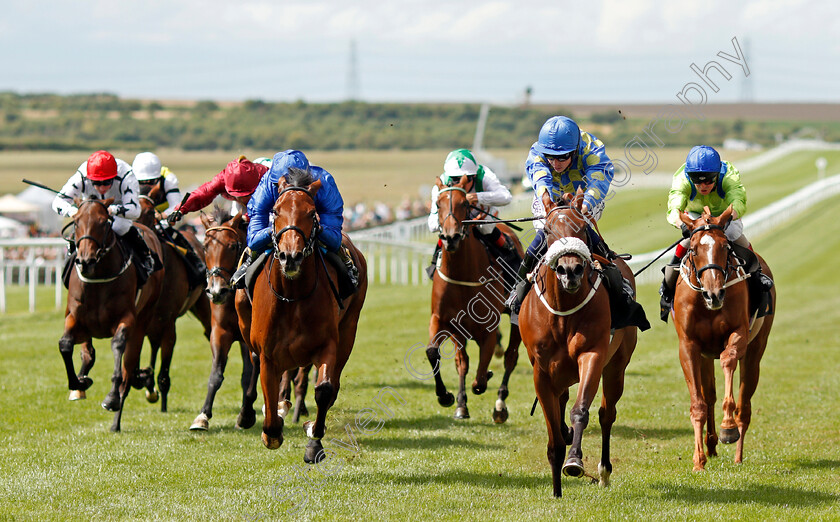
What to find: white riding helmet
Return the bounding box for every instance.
[132,152,162,181]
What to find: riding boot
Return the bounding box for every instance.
[339,246,359,289]
[504,251,538,319]
[588,226,615,260]
[426,244,441,280]
[183,248,207,288]
[659,257,680,323]
[231,248,255,289]
[122,226,162,286]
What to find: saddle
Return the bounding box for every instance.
[592,254,651,332]
[155,224,206,290]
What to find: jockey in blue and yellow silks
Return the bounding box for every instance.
[231,149,357,289]
[505,116,616,315]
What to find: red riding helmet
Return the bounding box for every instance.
[86,151,118,181]
[224,156,265,197]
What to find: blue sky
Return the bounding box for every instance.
[2,0,837,104]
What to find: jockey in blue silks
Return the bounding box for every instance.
[231,149,358,288]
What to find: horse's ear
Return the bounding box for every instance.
[458,175,470,188]
[703,205,712,218]
[73,197,82,207]
[148,183,162,200]
[435,177,445,190]
[277,177,289,192]
[575,186,584,197]
[717,204,734,227]
[200,212,213,229]
[308,179,323,197]
[541,189,555,212]
[104,198,115,206]
[231,212,244,229]
[679,211,695,229]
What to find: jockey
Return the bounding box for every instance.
[133,151,206,286]
[426,148,519,280]
[167,155,271,224]
[659,145,774,322]
[52,150,162,285]
[234,150,357,290]
[505,116,616,315]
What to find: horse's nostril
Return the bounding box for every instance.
[278,252,286,262]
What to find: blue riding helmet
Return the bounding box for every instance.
[534,116,580,156]
[685,145,726,181]
[269,149,310,181]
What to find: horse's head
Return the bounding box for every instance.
[71,197,116,276]
[137,184,163,228]
[541,188,591,292]
[272,167,321,279]
[435,175,474,252]
[201,207,245,304]
[680,205,735,310]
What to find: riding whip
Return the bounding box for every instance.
[632,238,683,277]
[22,179,61,194]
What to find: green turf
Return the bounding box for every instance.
[1,168,839,521]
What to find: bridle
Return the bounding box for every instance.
[437,186,470,242]
[62,199,131,283]
[681,224,749,293]
[203,225,244,283]
[266,186,321,303]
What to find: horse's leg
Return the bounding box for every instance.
[59,315,92,393]
[453,338,470,419]
[102,323,130,413]
[236,345,259,430]
[191,326,233,430]
[534,367,565,497]
[563,351,605,478]
[678,339,708,471]
[259,353,284,450]
[292,364,312,423]
[597,335,632,488]
[493,323,521,424]
[426,315,454,407]
[156,326,176,412]
[719,328,749,445]
[700,357,718,458]
[69,339,96,401]
[471,330,494,395]
[111,323,142,433]
[277,370,293,419]
[303,349,339,464]
[143,335,161,404]
[558,389,573,445]
[734,331,769,464]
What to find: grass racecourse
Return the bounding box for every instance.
[1,150,839,520]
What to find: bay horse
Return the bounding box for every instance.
[518,190,639,497]
[189,208,259,431]
[59,197,164,432]
[673,205,775,471]
[235,170,367,462]
[426,175,523,422]
[136,186,212,412]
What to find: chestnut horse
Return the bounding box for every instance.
[673,206,775,471]
[519,190,639,497]
[426,175,523,422]
[137,185,212,412]
[236,172,367,462]
[59,197,163,431]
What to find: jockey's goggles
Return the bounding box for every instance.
[688,172,717,185]
[137,178,161,185]
[91,179,114,187]
[545,151,573,161]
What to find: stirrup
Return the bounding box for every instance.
[345,262,359,288]
[231,261,249,289]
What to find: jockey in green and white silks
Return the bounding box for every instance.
[659,145,774,322]
[426,148,519,279]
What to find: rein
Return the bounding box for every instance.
[64,199,133,283]
[680,224,750,293]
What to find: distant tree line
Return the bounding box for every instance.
[0,92,836,151]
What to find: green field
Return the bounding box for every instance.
[1,153,839,520]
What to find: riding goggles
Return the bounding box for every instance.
[688,172,717,185]
[545,151,573,161]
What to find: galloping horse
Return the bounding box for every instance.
[426,175,523,422]
[190,208,260,430]
[519,190,639,497]
[673,206,775,471]
[235,170,367,462]
[136,186,212,412]
[59,197,163,431]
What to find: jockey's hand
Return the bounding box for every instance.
[581,203,590,216]
[67,206,79,218]
[167,210,182,225]
[680,223,690,238]
[466,193,479,205]
[107,205,119,217]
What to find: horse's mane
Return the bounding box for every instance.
[285,167,315,188]
[210,205,232,225]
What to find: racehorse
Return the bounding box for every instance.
[58,197,164,432]
[235,169,367,462]
[136,186,212,412]
[673,205,775,471]
[518,189,639,497]
[190,208,260,431]
[426,175,523,422]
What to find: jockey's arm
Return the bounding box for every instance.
[475,167,512,207]
[666,169,691,228]
[160,170,182,217]
[176,170,226,215]
[721,163,747,220]
[111,174,141,220]
[52,171,84,217]
[427,184,440,232]
[313,170,344,252]
[579,134,614,219]
[245,174,278,253]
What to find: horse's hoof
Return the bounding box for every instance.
[454,406,470,419]
[562,457,585,477]
[73,376,93,391]
[492,400,508,424]
[304,439,325,464]
[235,409,256,430]
[438,392,455,407]
[261,432,282,450]
[720,427,740,444]
[101,393,120,412]
[486,370,494,381]
[145,389,159,403]
[598,463,611,487]
[68,390,86,401]
[278,400,293,419]
[471,381,487,395]
[190,413,209,431]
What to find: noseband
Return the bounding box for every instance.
[271,186,321,260]
[63,199,117,264]
[437,186,469,241]
[204,225,244,282]
[682,224,749,293]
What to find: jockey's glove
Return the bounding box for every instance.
[680,223,690,238]
[67,206,79,218]
[167,210,182,225]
